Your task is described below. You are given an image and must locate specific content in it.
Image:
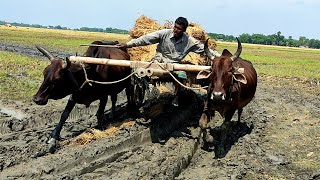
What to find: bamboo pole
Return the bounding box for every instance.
[69,56,210,72]
[70,56,131,67]
[80,44,119,48]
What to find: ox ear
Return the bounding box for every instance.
[222,49,232,57]
[196,69,211,80]
[233,68,247,84]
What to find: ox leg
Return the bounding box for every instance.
[96,96,108,130]
[48,99,76,153]
[172,81,181,107]
[237,108,243,125]
[218,109,236,155]
[199,101,210,129]
[125,83,135,108]
[109,94,117,120]
[199,101,214,143]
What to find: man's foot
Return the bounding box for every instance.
[172,96,179,107]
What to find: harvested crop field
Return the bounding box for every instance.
[0,38,320,179]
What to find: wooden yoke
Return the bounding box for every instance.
[69,56,211,78]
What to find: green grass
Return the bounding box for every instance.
[244,54,320,78]
[0,51,48,100]
[0,26,320,100]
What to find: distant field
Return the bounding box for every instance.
[0,26,320,100]
[216,42,320,79]
[0,26,130,53]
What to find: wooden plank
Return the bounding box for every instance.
[69,56,211,72]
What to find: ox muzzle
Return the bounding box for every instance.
[210,91,226,102]
[32,95,48,105]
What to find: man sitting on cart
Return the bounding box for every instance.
[116,17,220,106]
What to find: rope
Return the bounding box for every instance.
[79,61,153,89]
[153,61,209,90]
[79,60,208,91]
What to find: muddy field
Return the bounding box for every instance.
[0,45,319,179]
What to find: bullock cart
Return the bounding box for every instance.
[69,55,210,106]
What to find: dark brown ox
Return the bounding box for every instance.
[197,38,257,145]
[33,41,134,151]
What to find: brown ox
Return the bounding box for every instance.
[197,38,257,144]
[33,41,134,152]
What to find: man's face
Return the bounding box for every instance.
[173,23,185,38]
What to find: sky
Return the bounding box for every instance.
[0,0,319,40]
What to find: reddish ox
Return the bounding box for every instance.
[33,41,134,152]
[197,38,257,144]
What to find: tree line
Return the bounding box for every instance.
[208,31,320,49]
[1,20,319,49]
[0,20,128,34]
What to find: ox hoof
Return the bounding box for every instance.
[203,134,214,143]
[47,138,57,153]
[202,130,214,143]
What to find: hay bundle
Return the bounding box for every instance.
[182,23,217,65]
[67,121,135,145]
[128,15,217,65]
[128,45,157,62]
[187,23,217,49]
[187,23,207,43]
[128,16,162,61]
[129,15,162,39]
[163,20,174,29]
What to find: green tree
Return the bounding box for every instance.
[251,34,266,44]
[239,33,252,43]
[298,36,308,47]
[276,31,285,46]
[55,25,62,29]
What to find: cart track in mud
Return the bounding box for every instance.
[0,44,319,179]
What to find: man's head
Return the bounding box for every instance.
[173,17,188,38]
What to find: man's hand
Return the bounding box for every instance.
[115,43,128,48]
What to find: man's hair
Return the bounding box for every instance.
[175,17,188,30]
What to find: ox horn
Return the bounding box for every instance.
[230,38,242,61]
[36,46,55,61]
[204,39,215,60]
[62,57,72,69]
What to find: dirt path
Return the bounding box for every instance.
[0,45,319,179]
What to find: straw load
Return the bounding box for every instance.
[184,22,217,65]
[128,15,217,65]
[129,15,163,38]
[128,16,159,62]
